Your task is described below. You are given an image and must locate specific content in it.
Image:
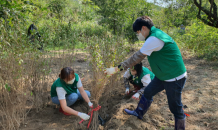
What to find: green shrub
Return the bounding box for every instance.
[172,19,218,61]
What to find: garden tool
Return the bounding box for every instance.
[98,115,106,126]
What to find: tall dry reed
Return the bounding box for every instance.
[86,36,130,130]
[0,20,78,129]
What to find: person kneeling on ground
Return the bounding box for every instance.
[124,62,154,100]
[50,67,93,121]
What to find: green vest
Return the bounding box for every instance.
[130,66,155,87]
[50,73,79,97]
[147,26,186,80]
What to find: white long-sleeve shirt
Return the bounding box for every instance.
[140,36,187,81]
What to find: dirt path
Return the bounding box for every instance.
[20,52,218,130]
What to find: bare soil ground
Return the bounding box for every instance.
[19,51,218,130]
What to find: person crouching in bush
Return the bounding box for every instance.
[50,67,93,121]
[124,62,154,100]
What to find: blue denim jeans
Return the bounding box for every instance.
[143,76,186,119]
[51,89,91,106]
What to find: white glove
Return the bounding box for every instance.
[132,93,140,100]
[78,112,90,120]
[125,88,130,95]
[88,102,93,108]
[104,67,117,75]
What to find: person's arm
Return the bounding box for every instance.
[123,69,131,94]
[56,87,90,120]
[104,37,164,75]
[60,100,90,120]
[123,68,131,79]
[120,50,147,70]
[137,74,151,95]
[77,77,93,108]
[56,87,79,115]
[132,74,151,100]
[78,86,91,104]
[59,99,78,115]
[120,37,164,71]
[104,51,146,75]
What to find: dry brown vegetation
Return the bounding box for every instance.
[0,34,131,130]
[1,43,218,130]
[0,49,79,129]
[84,36,130,130]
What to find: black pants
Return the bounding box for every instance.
[143,76,186,119]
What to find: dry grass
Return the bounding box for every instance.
[86,36,133,130]
[88,66,122,130]
[0,48,78,129]
[0,26,134,130]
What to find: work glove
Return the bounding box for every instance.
[125,88,130,95]
[78,112,90,120]
[88,102,93,109]
[132,93,140,100]
[104,67,117,75]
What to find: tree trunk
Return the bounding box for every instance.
[193,0,218,28]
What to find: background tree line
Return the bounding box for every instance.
[0,0,217,60]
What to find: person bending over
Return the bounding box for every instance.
[104,16,187,130]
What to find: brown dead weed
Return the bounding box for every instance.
[19,51,218,130]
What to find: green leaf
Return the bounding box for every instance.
[4,84,11,92]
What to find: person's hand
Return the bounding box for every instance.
[132,93,140,100]
[125,88,130,95]
[78,112,90,120]
[104,67,117,75]
[88,102,93,109]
